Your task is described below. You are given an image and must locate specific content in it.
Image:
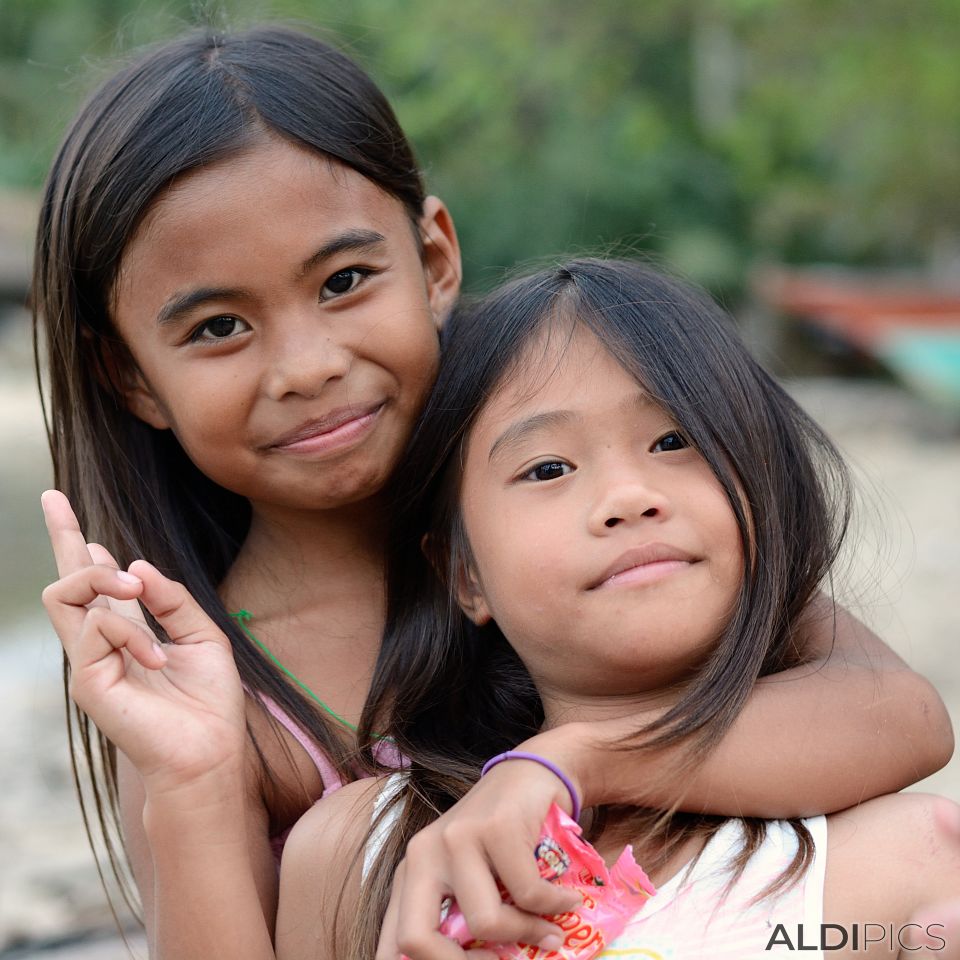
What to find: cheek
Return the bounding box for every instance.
[367,311,439,423]
[165,388,246,445]
[468,508,578,625]
[711,509,746,604]
[394,325,440,391]
[151,387,255,488]
[680,473,744,603]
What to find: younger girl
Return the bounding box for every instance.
[274,260,960,960]
[37,26,951,960]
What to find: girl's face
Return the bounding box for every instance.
[112,138,460,514]
[457,323,743,721]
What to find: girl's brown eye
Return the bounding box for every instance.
[320,267,370,300]
[524,461,572,482]
[653,431,688,453]
[206,317,238,338]
[191,316,249,342]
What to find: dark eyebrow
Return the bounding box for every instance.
[296,228,387,280]
[156,229,388,327]
[488,410,578,463]
[157,287,250,327]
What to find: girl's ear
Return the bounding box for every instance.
[454,558,492,626]
[98,342,171,430]
[123,374,172,430]
[419,196,462,329]
[420,533,491,624]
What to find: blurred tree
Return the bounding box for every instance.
[720,0,960,273]
[0,0,957,293]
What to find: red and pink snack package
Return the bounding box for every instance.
[432,804,656,959]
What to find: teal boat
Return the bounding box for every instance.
[753,267,960,413]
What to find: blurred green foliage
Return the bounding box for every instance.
[1,0,958,293]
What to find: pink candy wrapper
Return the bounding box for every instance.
[429,804,655,959]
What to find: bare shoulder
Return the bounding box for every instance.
[283,776,384,868]
[825,793,960,925]
[276,777,387,960]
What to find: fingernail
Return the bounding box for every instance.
[117,571,141,584]
[152,642,168,663]
[539,934,563,950]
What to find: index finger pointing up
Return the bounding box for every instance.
[41,490,95,577]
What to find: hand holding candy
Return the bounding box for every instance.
[423,805,655,960]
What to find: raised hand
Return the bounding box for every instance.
[376,757,582,960]
[40,490,247,792]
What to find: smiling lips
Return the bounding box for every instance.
[267,402,385,454]
[591,543,697,589]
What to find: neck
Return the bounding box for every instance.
[220,496,388,620]
[537,682,685,730]
[538,681,712,886]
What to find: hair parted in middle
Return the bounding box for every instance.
[349,258,851,955]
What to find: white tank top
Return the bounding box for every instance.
[364,774,828,960]
[600,815,827,959]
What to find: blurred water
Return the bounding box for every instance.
[0,614,122,950]
[0,310,54,629]
[0,313,115,951]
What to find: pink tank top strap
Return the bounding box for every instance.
[257,692,346,798]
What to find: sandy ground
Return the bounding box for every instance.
[1,309,958,957]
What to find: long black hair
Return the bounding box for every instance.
[351,258,851,955]
[32,23,428,917]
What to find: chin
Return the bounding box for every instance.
[316,466,393,509]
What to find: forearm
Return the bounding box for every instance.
[522,661,952,819]
[660,659,951,817]
[725,658,951,813]
[143,775,276,960]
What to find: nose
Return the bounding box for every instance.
[264,313,352,401]
[586,464,671,536]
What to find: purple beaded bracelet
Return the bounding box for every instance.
[480,750,582,822]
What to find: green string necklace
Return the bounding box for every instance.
[231,609,360,733]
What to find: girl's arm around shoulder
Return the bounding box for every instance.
[276,778,383,960]
[762,597,953,807]
[824,793,960,956]
[540,596,953,817]
[367,603,954,958]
